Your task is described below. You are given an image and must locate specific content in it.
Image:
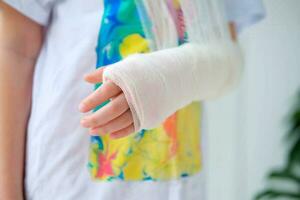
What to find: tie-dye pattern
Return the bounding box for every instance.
[88,0,202,181]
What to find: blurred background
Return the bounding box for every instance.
[206,0,300,199]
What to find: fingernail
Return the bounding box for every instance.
[98,128,107,135]
[89,128,99,135]
[78,103,87,112]
[110,133,120,139]
[80,118,89,127]
[110,134,116,139]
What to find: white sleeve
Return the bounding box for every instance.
[224,0,266,32]
[2,0,56,26]
[103,40,243,132]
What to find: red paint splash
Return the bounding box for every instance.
[96,150,117,179]
[163,113,179,158]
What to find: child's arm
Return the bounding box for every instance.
[0,2,44,199]
[79,23,241,137]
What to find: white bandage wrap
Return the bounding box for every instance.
[103,41,243,132]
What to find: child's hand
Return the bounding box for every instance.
[79,67,134,139]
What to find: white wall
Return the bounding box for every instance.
[206,0,300,199]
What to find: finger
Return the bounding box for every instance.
[109,93,119,101]
[81,93,129,128]
[89,109,133,135]
[84,67,106,84]
[110,123,135,139]
[79,80,122,113]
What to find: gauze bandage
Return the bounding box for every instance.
[103,40,243,132]
[103,0,244,132]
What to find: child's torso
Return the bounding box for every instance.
[25,0,205,199]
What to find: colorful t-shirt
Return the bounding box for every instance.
[2,0,265,199]
[88,0,202,181]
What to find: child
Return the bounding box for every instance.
[0,0,265,199]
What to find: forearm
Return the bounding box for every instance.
[0,49,35,200]
[103,40,243,132]
[0,2,43,199]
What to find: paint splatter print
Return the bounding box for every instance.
[88,0,202,181]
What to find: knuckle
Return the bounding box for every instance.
[98,85,107,95]
[106,80,121,92]
[101,126,108,133]
[110,102,122,113]
[120,116,129,125]
[89,116,98,126]
[121,111,132,124]
[125,125,134,134]
[84,97,96,107]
